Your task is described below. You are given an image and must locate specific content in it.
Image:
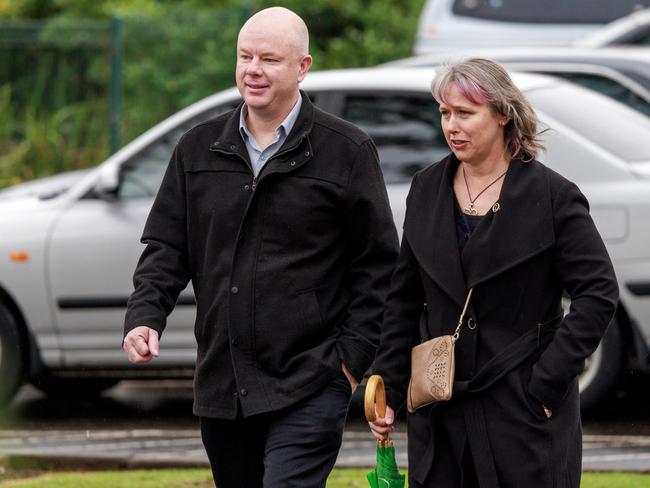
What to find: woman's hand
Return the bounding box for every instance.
[368,405,395,441]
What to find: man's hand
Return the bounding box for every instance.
[123,326,160,363]
[341,363,359,393]
[368,404,395,441]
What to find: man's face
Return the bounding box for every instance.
[236,26,309,115]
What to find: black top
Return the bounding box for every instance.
[454,198,483,251]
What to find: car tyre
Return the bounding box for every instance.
[578,318,623,412]
[0,302,24,408]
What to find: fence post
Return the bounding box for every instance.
[109,15,123,155]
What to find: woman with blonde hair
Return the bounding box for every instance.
[368,58,618,487]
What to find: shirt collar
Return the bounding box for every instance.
[239,95,303,143]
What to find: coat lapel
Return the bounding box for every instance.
[462,158,555,288]
[405,155,468,309]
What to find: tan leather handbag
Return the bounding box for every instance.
[407,288,474,413]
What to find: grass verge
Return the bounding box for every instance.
[0,468,649,487]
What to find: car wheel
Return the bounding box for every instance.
[578,318,623,412]
[0,302,25,408]
[33,376,121,398]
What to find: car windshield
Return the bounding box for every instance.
[452,0,650,24]
[526,83,650,163]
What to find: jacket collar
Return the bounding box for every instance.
[404,154,555,308]
[209,90,315,170]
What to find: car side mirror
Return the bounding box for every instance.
[94,164,120,198]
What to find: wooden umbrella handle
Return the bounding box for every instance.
[364,374,387,422]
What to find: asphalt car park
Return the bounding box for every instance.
[1,67,650,414]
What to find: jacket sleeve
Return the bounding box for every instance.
[373,232,425,411]
[123,144,191,339]
[335,139,400,382]
[528,179,619,410]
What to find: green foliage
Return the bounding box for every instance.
[0,0,61,19]
[0,0,425,188]
[0,84,109,188]
[262,0,425,70]
[119,8,245,141]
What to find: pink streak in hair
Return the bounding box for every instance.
[439,78,490,107]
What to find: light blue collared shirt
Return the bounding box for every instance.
[239,96,302,177]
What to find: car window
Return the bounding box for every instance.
[340,92,448,184]
[624,30,650,46]
[527,83,650,163]
[530,71,650,117]
[452,0,649,24]
[118,135,176,199]
[118,101,240,199]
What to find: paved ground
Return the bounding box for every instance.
[2,380,650,472]
[2,428,650,472]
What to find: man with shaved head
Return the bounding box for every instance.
[123,6,398,486]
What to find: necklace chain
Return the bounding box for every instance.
[462,165,507,215]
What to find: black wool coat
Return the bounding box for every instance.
[124,92,399,419]
[373,154,618,488]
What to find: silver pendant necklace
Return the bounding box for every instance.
[462,165,507,215]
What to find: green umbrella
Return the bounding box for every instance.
[364,375,406,488]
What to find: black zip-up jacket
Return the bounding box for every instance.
[124,92,399,419]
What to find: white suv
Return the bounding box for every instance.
[1,68,650,412]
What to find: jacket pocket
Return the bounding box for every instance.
[522,372,552,422]
[524,385,552,421]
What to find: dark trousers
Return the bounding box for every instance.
[200,371,352,488]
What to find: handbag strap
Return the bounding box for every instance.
[452,287,474,342]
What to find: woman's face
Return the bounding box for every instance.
[439,83,507,166]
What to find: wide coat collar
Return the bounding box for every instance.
[404,153,555,308]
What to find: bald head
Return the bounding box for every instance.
[239,7,309,58]
[235,7,313,119]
